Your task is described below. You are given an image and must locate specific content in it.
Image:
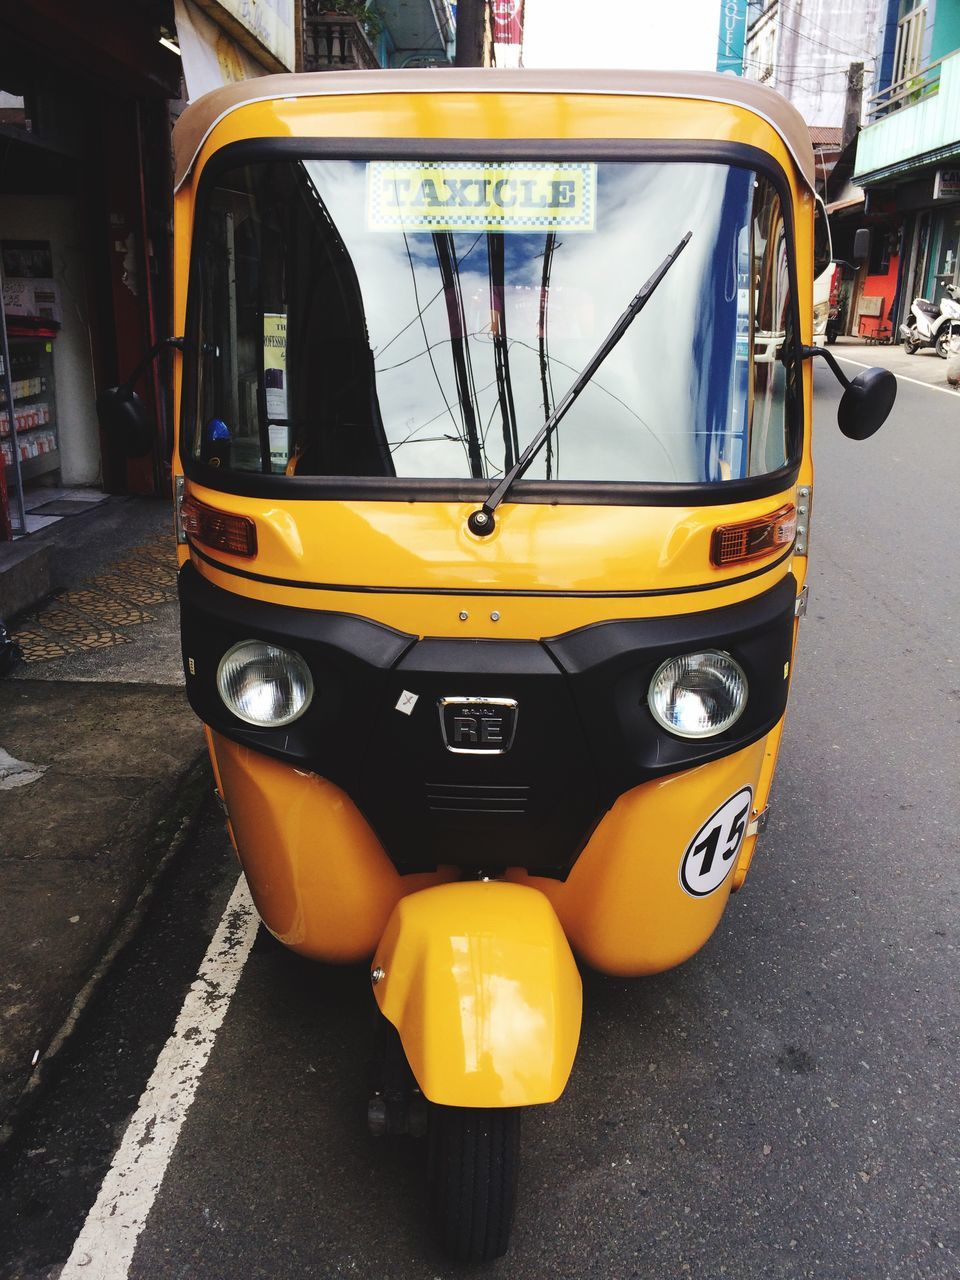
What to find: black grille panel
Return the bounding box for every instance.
[426,782,530,816]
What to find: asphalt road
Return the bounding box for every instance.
[2,362,958,1280]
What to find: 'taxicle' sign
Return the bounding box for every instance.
[367,161,597,233]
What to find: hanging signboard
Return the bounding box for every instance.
[492,0,524,44]
[192,0,295,70]
[367,161,597,233]
[933,169,960,200]
[716,0,748,75]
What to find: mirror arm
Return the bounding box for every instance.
[799,343,852,391]
[120,335,184,394]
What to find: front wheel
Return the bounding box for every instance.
[427,1104,521,1263]
[936,329,951,358]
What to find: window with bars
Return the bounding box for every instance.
[892,1,927,90]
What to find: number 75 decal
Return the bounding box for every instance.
[679,787,753,897]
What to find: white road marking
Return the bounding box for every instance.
[59,876,259,1280]
[834,354,960,398]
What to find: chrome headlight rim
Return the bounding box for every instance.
[216,638,314,729]
[647,648,748,740]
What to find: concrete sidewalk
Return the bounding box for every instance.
[0,497,206,1131]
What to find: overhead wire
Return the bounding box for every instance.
[777,2,881,60]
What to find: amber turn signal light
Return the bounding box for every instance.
[180,496,257,557]
[711,504,796,568]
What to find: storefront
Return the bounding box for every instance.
[854,160,960,339]
[0,2,183,536]
[907,172,960,303]
[0,1,297,538]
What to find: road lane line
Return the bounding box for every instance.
[834,354,960,397]
[59,876,259,1280]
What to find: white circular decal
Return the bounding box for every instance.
[679,787,754,897]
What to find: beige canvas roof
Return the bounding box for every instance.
[173,67,815,193]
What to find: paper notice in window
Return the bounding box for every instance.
[263,312,287,418]
[367,162,597,233]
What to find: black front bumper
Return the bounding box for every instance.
[179,565,796,878]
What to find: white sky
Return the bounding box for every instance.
[521,0,722,70]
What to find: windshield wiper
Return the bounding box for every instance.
[467,230,692,537]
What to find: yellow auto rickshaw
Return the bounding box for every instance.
[153,68,897,1261]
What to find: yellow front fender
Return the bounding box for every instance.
[372,882,582,1108]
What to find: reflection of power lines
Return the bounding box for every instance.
[487,233,520,470]
[538,232,558,479]
[433,231,484,478]
[391,335,678,483]
[507,337,678,481]
[373,233,483,360]
[400,226,468,469]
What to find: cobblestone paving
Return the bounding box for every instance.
[12,536,177,663]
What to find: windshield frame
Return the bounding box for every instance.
[180,136,804,507]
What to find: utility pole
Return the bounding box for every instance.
[454,0,487,67]
[842,61,865,151]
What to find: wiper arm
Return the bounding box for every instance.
[467,231,692,537]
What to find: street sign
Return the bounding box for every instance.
[716,0,747,76]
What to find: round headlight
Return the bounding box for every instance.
[647,650,747,739]
[216,640,314,728]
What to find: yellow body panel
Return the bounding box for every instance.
[373,882,582,1107]
[210,724,772,974]
[210,732,455,960]
[181,482,803,636]
[508,738,769,975]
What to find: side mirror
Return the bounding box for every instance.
[837,366,897,440]
[813,197,833,278]
[853,227,871,267]
[96,385,155,459]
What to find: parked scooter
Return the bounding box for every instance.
[901,284,960,357]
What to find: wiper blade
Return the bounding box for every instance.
[467,230,692,536]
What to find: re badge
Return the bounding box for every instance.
[679,787,753,897]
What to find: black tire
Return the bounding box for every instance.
[936,330,950,358]
[903,318,920,354]
[427,1104,521,1263]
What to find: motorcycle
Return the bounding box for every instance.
[100,67,898,1263]
[900,283,960,357]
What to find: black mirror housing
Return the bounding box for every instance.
[837,366,897,440]
[96,386,155,459]
[853,227,871,267]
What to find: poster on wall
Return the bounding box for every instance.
[263,312,287,419]
[2,241,53,278]
[1,241,62,326]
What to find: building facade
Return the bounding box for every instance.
[300,1,456,73]
[854,0,960,331]
[744,0,885,129]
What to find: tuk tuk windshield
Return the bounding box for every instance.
[185,156,796,486]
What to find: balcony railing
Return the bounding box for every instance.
[867,53,948,121]
[302,7,380,71]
